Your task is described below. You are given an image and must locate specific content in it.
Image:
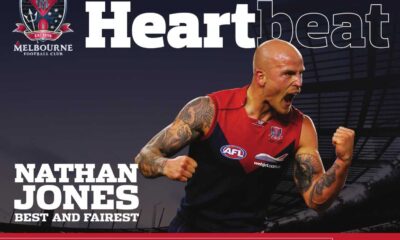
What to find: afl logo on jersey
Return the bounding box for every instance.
[220,145,247,160]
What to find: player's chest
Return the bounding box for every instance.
[210,113,297,173]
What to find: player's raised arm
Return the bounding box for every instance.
[293,115,355,211]
[134,96,215,182]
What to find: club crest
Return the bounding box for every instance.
[14,0,73,41]
[269,126,283,142]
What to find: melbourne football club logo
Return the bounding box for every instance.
[269,126,283,142]
[14,0,73,41]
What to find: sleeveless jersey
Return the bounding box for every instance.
[176,86,304,232]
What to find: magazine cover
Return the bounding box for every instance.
[0,0,399,239]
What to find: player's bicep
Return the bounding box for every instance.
[175,96,215,137]
[293,153,323,193]
[293,116,324,194]
[146,96,215,157]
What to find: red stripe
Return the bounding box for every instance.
[201,94,219,141]
[0,233,399,240]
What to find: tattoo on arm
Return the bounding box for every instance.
[136,151,167,178]
[294,154,317,193]
[135,97,215,177]
[308,163,339,209]
[314,163,338,195]
[176,96,215,135]
[295,152,345,210]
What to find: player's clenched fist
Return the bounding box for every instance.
[332,126,355,163]
[163,156,198,182]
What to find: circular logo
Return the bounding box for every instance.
[220,145,247,160]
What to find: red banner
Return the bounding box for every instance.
[0,233,400,240]
[13,23,73,41]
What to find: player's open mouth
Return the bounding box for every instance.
[283,93,297,104]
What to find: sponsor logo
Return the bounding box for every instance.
[269,126,283,142]
[254,162,281,169]
[254,153,288,169]
[220,145,247,160]
[255,153,288,163]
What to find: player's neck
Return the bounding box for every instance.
[245,84,273,122]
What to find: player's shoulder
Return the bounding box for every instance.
[287,107,316,134]
[208,86,247,110]
[183,96,214,111]
[299,112,317,135]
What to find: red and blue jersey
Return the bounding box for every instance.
[175,86,303,232]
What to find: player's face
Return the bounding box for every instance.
[264,54,304,115]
